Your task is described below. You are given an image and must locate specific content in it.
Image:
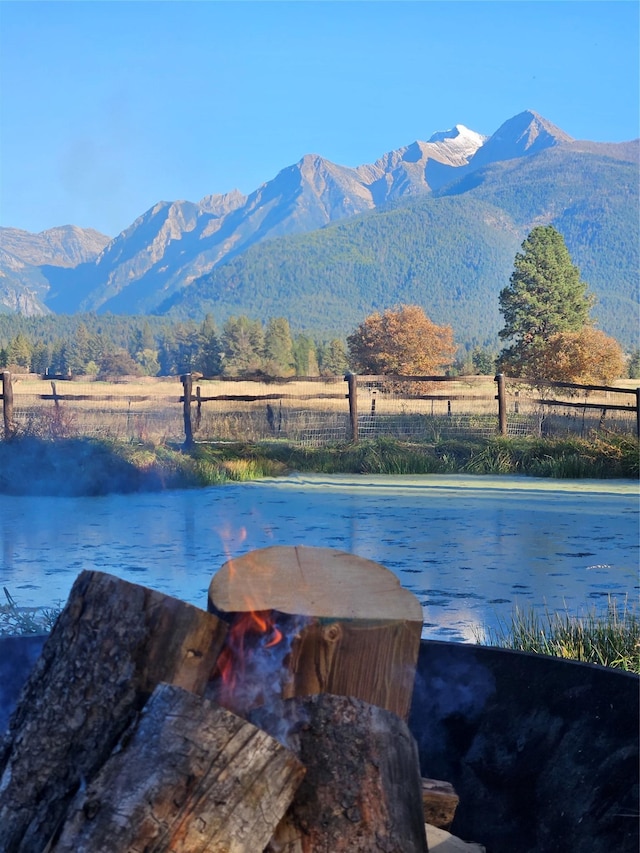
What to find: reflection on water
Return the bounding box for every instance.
[1,475,637,642]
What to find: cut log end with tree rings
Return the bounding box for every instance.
[208,545,423,623]
[207,546,424,720]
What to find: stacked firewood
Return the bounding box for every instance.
[0,547,482,852]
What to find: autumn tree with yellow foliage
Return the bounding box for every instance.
[347,305,456,374]
[536,328,626,385]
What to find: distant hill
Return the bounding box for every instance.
[0,110,637,349]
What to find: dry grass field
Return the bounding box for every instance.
[3,373,638,444]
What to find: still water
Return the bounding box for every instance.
[1,474,637,642]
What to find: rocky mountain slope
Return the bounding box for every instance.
[0,110,637,348]
[162,141,639,349]
[1,111,544,313]
[36,120,490,316]
[1,225,110,267]
[0,225,110,316]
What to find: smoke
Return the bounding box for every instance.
[410,649,496,761]
[205,611,308,731]
[0,436,149,497]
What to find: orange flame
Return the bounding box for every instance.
[265,626,284,648]
[212,526,287,713]
[213,607,285,712]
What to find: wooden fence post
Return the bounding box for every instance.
[195,385,202,432]
[181,373,194,448]
[495,373,507,436]
[345,372,358,443]
[2,371,15,440]
[636,388,640,439]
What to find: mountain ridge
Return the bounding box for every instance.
[0,110,541,314]
[0,110,637,348]
[164,142,639,349]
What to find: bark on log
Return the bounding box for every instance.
[252,693,429,853]
[208,546,423,720]
[0,571,227,853]
[53,683,305,853]
[421,778,460,831]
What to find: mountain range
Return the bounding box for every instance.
[1,110,638,349]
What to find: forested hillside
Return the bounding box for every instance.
[439,145,639,346]
[162,196,520,346]
[163,142,639,349]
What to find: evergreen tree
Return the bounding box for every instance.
[498,226,595,375]
[157,327,178,375]
[129,321,159,374]
[628,349,640,380]
[128,321,156,359]
[49,339,70,376]
[136,348,160,377]
[197,314,222,377]
[318,339,348,376]
[221,316,264,375]
[30,342,52,375]
[292,334,319,376]
[172,321,203,374]
[471,346,497,375]
[67,323,103,375]
[264,317,294,376]
[7,334,33,370]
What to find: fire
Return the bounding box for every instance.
[213,607,285,713]
[212,528,289,714]
[265,625,284,648]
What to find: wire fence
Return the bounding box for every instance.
[5,376,186,443]
[354,375,522,441]
[500,376,640,439]
[1,372,638,446]
[350,374,638,443]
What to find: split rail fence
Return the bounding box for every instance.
[2,370,639,446]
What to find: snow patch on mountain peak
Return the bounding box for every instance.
[428,124,487,157]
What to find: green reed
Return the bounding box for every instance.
[480,598,640,673]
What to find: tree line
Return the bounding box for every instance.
[0,226,637,383]
[0,314,350,380]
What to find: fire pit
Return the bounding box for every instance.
[0,548,637,852]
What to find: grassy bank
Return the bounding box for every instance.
[251,433,639,479]
[0,433,637,495]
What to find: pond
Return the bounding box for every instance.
[1,474,637,642]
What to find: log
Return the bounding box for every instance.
[421,778,460,831]
[53,683,305,853]
[252,693,428,853]
[0,570,227,853]
[207,545,423,720]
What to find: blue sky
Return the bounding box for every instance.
[1,1,638,237]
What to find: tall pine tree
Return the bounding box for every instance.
[498,226,595,376]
